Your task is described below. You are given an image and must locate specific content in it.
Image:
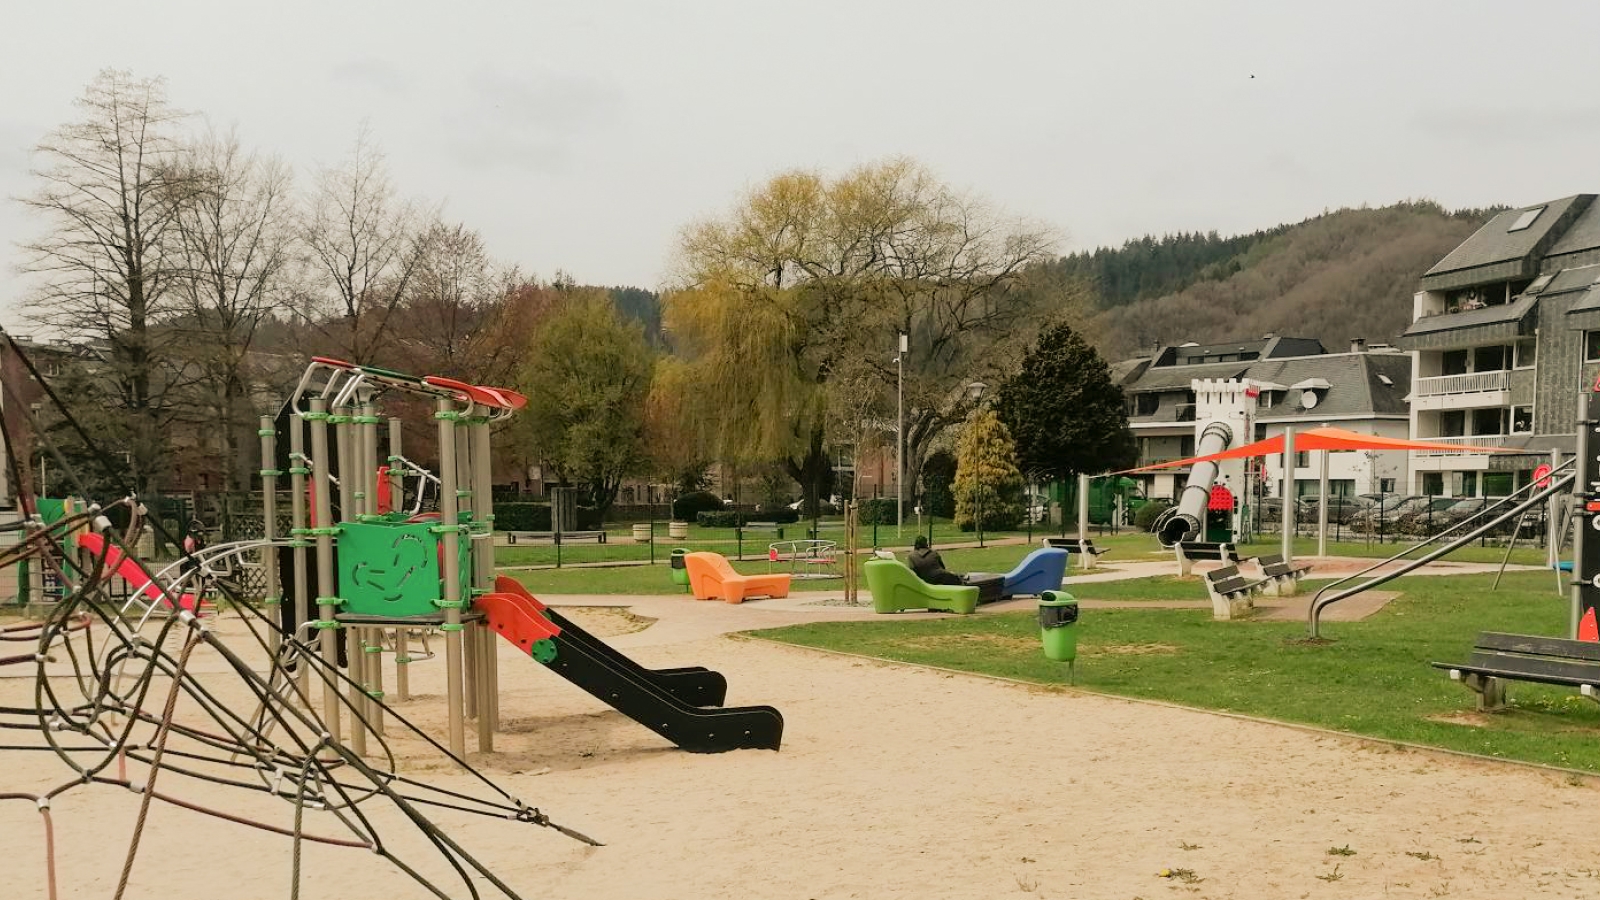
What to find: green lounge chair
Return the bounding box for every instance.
[863,559,978,614]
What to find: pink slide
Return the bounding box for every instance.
[75,533,205,615]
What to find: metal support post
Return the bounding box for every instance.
[435,397,467,759]
[258,417,280,662]
[333,405,367,757]
[360,400,384,737]
[289,413,311,700]
[307,398,341,743]
[388,417,410,702]
[471,416,499,745]
[1281,427,1296,565]
[1317,448,1330,558]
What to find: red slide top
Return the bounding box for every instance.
[311,356,355,369]
[476,592,561,657]
[421,375,510,410]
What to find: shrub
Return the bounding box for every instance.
[1133,500,1172,532]
[696,510,742,528]
[857,498,897,525]
[496,503,552,532]
[672,490,723,522]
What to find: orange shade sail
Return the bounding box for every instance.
[1120,426,1512,474]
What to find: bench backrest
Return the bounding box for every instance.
[1256,554,1285,567]
[1179,542,1234,560]
[1475,631,1600,662]
[685,551,737,578]
[1204,565,1240,583]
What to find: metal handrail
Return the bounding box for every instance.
[1306,459,1576,637]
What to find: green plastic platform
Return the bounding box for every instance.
[863,559,978,614]
[337,517,473,618]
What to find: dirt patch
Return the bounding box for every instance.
[1087,642,1181,657]
[558,606,655,637]
[1427,711,1493,728]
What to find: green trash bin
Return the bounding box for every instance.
[1038,590,1079,680]
[670,548,691,592]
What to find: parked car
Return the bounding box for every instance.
[1349,495,1422,532]
[1397,497,1469,535]
[1297,496,1364,525]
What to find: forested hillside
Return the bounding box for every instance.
[1063,202,1501,360]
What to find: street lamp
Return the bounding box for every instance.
[896,332,908,538]
[967,381,988,547]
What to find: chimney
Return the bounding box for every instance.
[1350,338,1367,354]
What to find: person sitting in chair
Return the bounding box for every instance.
[909,535,965,586]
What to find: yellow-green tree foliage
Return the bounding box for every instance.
[953,408,1024,531]
[664,158,1058,496]
[516,290,654,513]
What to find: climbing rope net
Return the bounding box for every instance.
[0,333,596,900]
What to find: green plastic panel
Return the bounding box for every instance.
[337,519,472,618]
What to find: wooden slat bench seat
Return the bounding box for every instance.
[1431,631,1600,710]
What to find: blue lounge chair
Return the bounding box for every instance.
[1001,547,1070,599]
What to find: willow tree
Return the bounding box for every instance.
[665,157,1061,506]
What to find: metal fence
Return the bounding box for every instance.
[1250,495,1552,547]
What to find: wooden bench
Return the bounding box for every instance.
[1431,632,1600,711]
[1202,564,1263,620]
[1252,553,1313,596]
[504,530,608,545]
[742,521,785,539]
[1042,537,1108,569]
[1175,541,1238,576]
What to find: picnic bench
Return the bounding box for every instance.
[1042,537,1108,569]
[1251,553,1313,596]
[1431,632,1600,711]
[504,530,608,545]
[1201,564,1262,620]
[1175,540,1239,576]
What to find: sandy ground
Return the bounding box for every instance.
[4,560,1598,900]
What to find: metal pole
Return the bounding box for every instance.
[1318,448,1330,558]
[435,396,467,759]
[360,400,384,738]
[258,417,280,663]
[388,417,409,703]
[471,415,498,748]
[307,398,341,743]
[333,404,367,757]
[456,425,477,723]
[289,412,310,701]
[1281,427,1295,565]
[1573,394,1592,640]
[1077,473,1091,570]
[897,332,906,538]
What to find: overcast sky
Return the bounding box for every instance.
[4,1,1600,325]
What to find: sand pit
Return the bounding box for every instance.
[5,604,1600,899]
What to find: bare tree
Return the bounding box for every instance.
[18,69,193,494]
[167,128,294,490]
[389,222,520,383]
[298,129,430,366]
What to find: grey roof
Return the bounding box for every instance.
[1125,360,1252,393]
[1566,284,1600,316]
[1402,292,1538,337]
[1541,264,1600,297]
[1160,335,1323,366]
[1423,195,1589,282]
[1545,197,1600,259]
[1108,356,1151,387]
[1249,352,1412,420]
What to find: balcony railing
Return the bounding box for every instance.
[1137,454,1192,468]
[1413,433,1514,456]
[1415,370,1510,397]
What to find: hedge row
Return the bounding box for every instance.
[695,509,801,528]
[495,502,600,532]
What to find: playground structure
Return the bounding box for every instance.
[1150,379,1254,548]
[271,357,783,756]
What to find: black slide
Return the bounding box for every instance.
[541,608,784,753]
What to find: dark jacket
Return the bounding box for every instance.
[909,546,948,582]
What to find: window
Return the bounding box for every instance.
[1134,393,1159,416]
[1422,473,1444,496]
[1455,472,1478,498]
[1380,478,1396,493]
[1294,451,1309,468]
[1507,206,1545,232]
[1441,349,1469,376]
[1483,472,1514,497]
[1514,340,1537,369]
[1472,407,1505,435]
[1473,345,1508,372]
[1587,331,1600,363]
[1257,390,1275,408]
[1512,405,1533,433]
[1179,436,1195,457]
[1439,410,1466,437]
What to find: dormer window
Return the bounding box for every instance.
[1507,206,1544,232]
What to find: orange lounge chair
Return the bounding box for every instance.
[683,552,791,604]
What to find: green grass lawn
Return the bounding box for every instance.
[754,571,1600,771]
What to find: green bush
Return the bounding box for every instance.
[672,491,723,522]
[857,498,897,525]
[496,502,551,532]
[1133,500,1171,532]
[696,511,742,528]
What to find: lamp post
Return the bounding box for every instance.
[967,381,988,548]
[896,332,907,538]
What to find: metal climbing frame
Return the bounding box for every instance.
[273,357,523,760]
